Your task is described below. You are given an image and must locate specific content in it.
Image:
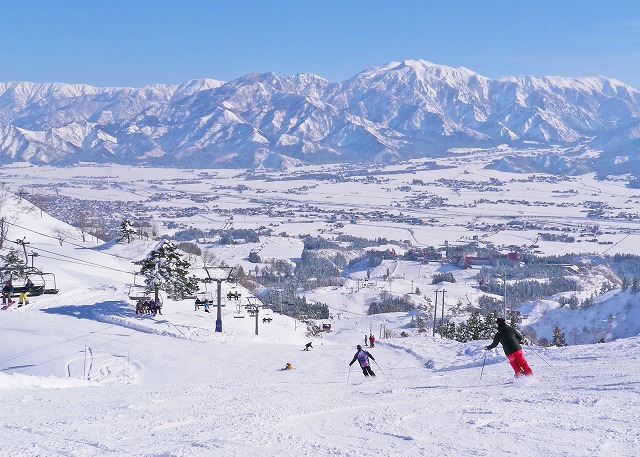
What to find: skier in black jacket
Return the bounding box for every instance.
[485,317,533,377]
[349,345,376,377]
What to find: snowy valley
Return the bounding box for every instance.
[0,153,639,456]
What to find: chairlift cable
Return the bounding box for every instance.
[5,220,144,262]
[35,253,134,274]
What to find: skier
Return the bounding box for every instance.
[2,280,13,306]
[369,334,375,348]
[364,334,369,347]
[485,317,533,377]
[304,342,313,351]
[349,344,376,377]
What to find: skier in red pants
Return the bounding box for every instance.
[485,317,533,377]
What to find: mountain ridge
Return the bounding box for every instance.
[1,59,639,171]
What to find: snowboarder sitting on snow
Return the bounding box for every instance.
[485,317,533,378]
[2,281,13,305]
[349,344,376,377]
[304,342,313,351]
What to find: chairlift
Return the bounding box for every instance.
[233,299,246,318]
[128,273,150,301]
[24,267,58,295]
[195,292,215,306]
[227,290,241,300]
[4,275,45,297]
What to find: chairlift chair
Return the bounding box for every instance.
[128,273,149,301]
[227,290,241,300]
[24,267,58,295]
[231,297,245,318]
[195,292,215,305]
[4,275,45,297]
[128,285,150,302]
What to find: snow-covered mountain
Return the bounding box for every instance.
[1,59,639,169]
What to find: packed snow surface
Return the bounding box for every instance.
[2,304,639,456]
[0,189,638,456]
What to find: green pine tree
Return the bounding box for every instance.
[0,248,27,280]
[465,311,484,341]
[134,240,199,303]
[454,320,470,342]
[119,219,137,244]
[482,311,499,339]
[621,276,630,290]
[552,324,566,347]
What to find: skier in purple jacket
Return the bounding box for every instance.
[349,345,376,377]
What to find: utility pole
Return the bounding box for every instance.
[440,289,446,338]
[502,272,507,319]
[432,290,439,337]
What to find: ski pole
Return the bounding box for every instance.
[526,344,552,368]
[480,351,487,381]
[373,360,385,375]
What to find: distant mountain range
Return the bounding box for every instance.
[1,59,639,173]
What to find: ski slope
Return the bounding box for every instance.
[0,195,639,456]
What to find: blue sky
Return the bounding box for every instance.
[1,1,639,88]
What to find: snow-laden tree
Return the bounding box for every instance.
[119,219,137,244]
[0,248,27,280]
[552,325,567,347]
[134,240,199,304]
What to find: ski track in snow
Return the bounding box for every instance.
[2,300,639,456]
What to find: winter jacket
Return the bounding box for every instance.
[2,283,13,295]
[350,349,375,368]
[486,324,524,356]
